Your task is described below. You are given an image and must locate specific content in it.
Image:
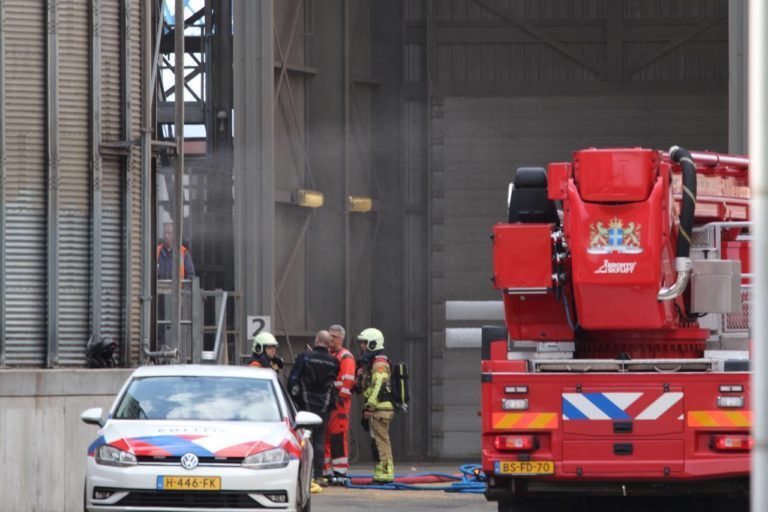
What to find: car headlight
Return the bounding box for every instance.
[242,448,290,470]
[95,445,137,467]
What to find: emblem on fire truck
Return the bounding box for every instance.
[587,217,643,254]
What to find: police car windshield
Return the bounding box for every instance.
[114,376,281,422]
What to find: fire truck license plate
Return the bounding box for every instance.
[494,461,554,475]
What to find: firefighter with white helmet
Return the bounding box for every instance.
[357,327,395,483]
[249,332,284,372]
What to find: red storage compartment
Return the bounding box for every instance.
[562,440,684,475]
[493,224,553,291]
[575,148,658,202]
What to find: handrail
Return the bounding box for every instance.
[211,291,229,363]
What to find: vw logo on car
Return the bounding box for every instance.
[180,453,199,470]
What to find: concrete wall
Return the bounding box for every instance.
[1,369,133,512]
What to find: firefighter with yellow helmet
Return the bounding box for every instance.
[357,327,395,483]
[249,332,285,373]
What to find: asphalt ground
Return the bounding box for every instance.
[311,464,750,512]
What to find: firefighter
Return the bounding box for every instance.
[248,332,284,373]
[357,327,395,483]
[323,324,356,482]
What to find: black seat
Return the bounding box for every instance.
[507,167,560,225]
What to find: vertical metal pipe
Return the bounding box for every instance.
[46,0,60,367]
[343,0,351,334]
[749,2,768,510]
[0,0,5,367]
[122,0,134,364]
[424,0,435,458]
[170,0,185,356]
[90,0,103,360]
[139,0,152,363]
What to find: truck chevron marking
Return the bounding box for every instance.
[562,392,684,421]
[492,412,558,430]
[688,411,752,428]
[635,392,684,420]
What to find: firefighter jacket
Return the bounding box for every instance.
[362,351,394,411]
[333,348,356,403]
[288,346,340,415]
[249,353,284,372]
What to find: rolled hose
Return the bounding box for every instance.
[669,146,697,259]
[344,464,486,493]
[658,146,696,301]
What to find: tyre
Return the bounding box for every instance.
[498,498,561,512]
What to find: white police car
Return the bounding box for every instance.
[81,365,320,511]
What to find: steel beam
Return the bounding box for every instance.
[91,0,104,351]
[343,0,351,334]
[233,0,274,341]
[425,0,437,459]
[730,0,749,154]
[46,0,60,367]
[749,2,767,510]
[627,15,726,77]
[170,0,185,354]
[122,0,133,365]
[139,0,152,363]
[0,0,5,367]
[471,0,604,77]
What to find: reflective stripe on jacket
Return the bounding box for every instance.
[333,348,356,401]
[363,355,394,411]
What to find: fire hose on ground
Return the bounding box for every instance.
[340,464,486,493]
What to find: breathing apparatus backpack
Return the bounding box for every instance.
[391,361,410,413]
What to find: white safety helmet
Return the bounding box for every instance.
[252,332,278,355]
[357,327,384,352]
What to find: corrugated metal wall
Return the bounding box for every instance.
[128,0,143,361]
[0,0,145,367]
[415,0,730,458]
[100,1,126,351]
[4,1,47,365]
[58,0,92,365]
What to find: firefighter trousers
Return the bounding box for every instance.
[323,399,351,476]
[370,409,394,475]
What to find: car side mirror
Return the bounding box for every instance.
[294,411,322,429]
[81,407,105,427]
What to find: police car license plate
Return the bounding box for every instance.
[157,476,221,491]
[494,460,554,475]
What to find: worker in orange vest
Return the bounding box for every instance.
[157,221,196,280]
[323,324,356,482]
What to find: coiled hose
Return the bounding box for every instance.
[343,464,486,493]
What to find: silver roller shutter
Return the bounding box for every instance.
[4,1,46,366]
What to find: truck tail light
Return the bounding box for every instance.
[494,435,536,451]
[711,434,753,452]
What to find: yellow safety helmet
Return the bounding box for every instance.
[252,332,278,355]
[357,327,384,352]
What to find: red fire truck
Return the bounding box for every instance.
[482,147,751,511]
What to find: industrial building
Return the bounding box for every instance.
[0,0,745,468]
